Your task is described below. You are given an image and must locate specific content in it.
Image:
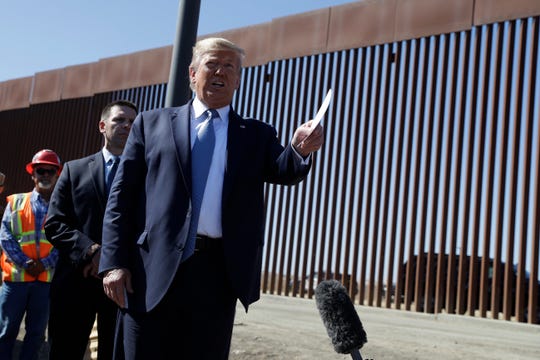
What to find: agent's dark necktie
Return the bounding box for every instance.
[106,156,120,195]
[182,109,218,261]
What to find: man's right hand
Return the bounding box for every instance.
[25,259,45,278]
[103,268,133,308]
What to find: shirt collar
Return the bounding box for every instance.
[192,97,230,123]
[102,147,117,164]
[31,188,46,205]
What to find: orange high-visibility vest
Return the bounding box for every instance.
[0,192,54,282]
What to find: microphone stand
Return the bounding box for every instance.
[351,348,363,360]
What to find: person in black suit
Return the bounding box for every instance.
[0,172,5,215]
[44,100,138,359]
[99,37,324,359]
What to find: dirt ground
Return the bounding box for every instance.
[228,294,540,360]
[17,293,540,359]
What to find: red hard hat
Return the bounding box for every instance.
[26,149,62,175]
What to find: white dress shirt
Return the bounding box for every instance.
[191,97,228,238]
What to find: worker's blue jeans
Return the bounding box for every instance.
[0,281,50,360]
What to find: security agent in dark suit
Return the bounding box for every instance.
[44,100,138,359]
[99,37,324,360]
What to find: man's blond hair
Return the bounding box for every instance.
[190,37,245,73]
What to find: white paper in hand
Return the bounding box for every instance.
[304,89,332,140]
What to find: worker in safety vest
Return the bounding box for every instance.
[0,149,61,360]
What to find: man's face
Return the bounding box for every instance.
[189,49,241,109]
[99,105,137,153]
[32,166,59,192]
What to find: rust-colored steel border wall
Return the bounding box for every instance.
[0,86,167,207]
[247,16,539,325]
[2,0,540,112]
[0,1,539,325]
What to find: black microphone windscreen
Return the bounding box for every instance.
[315,279,367,354]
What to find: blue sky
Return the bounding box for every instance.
[0,0,356,82]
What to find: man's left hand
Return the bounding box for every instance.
[82,247,101,279]
[292,120,324,157]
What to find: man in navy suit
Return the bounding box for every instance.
[45,100,138,359]
[99,37,324,359]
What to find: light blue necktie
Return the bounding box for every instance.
[182,109,218,261]
[106,156,120,195]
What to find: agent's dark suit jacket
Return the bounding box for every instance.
[99,102,311,312]
[45,152,109,273]
[44,151,118,358]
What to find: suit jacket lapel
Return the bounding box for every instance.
[89,152,107,209]
[169,103,247,201]
[170,103,192,191]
